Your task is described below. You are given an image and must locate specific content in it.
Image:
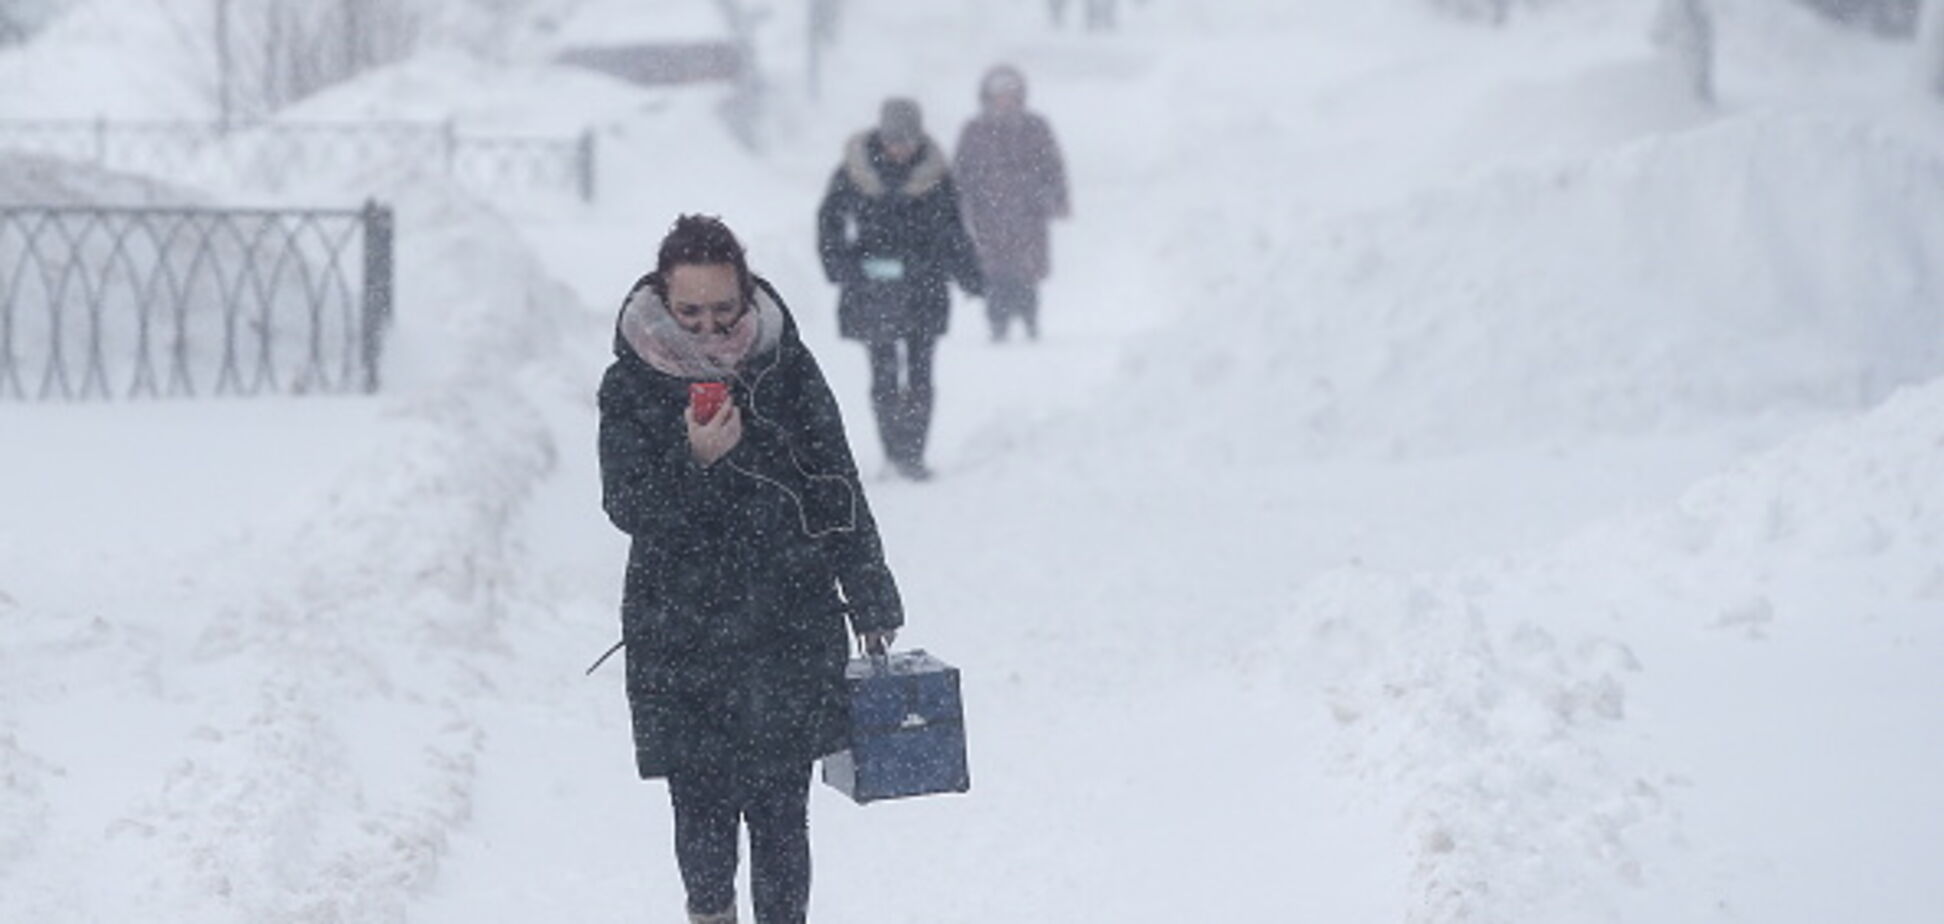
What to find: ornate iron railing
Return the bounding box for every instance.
[0,118,596,202]
[0,202,393,401]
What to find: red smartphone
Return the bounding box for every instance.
[689,381,729,423]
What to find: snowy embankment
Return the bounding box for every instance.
[1035,48,1944,911]
[1116,113,1944,465]
[1157,109,1944,921]
[0,167,576,920]
[1289,373,1944,923]
[0,4,733,919]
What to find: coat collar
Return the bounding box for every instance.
[843,131,949,199]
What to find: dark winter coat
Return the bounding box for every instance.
[954,110,1068,283]
[598,274,903,779]
[816,131,984,343]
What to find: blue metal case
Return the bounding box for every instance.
[822,650,971,804]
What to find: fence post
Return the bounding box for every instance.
[442,118,458,177]
[577,128,597,203]
[93,115,107,165]
[216,0,233,134]
[360,199,394,394]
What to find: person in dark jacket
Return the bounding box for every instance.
[598,214,904,924]
[954,64,1070,342]
[816,97,984,481]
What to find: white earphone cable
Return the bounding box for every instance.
[721,337,860,540]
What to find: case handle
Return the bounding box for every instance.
[861,633,891,672]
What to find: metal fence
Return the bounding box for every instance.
[1793,0,1919,35]
[0,202,393,401]
[0,118,596,203]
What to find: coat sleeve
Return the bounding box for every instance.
[598,364,734,538]
[953,123,989,249]
[815,171,859,286]
[936,176,986,298]
[952,123,980,196]
[786,344,906,634]
[1034,115,1071,217]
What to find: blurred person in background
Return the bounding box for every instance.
[1085,0,1119,31]
[1652,0,1715,104]
[954,64,1070,343]
[1050,0,1124,30]
[817,98,984,481]
[599,214,904,924]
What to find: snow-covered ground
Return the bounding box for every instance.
[3,0,1942,921]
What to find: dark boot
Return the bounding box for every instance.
[893,457,934,481]
[907,394,933,463]
[1016,280,1042,341]
[897,381,935,479]
[886,399,931,480]
[876,401,908,472]
[890,337,938,479]
[865,340,906,469]
[989,278,1040,343]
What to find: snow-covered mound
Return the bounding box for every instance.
[1284,373,1944,922]
[546,0,729,46]
[0,150,205,205]
[273,47,657,134]
[0,163,587,924]
[0,0,208,119]
[1122,113,1944,461]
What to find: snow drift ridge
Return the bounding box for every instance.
[1147,113,1944,459]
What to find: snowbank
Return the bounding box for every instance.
[0,156,583,924]
[0,0,209,119]
[546,0,730,47]
[1285,371,1944,922]
[0,150,204,204]
[273,47,659,134]
[1118,113,1944,462]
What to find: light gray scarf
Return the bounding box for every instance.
[620,282,785,380]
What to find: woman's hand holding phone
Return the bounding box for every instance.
[689,382,728,422]
[685,383,741,466]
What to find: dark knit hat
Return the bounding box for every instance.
[878,98,923,145]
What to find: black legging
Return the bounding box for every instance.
[668,763,813,923]
[865,335,938,467]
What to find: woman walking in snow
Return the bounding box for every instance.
[816,97,985,481]
[598,215,904,924]
[954,64,1070,342]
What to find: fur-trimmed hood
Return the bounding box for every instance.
[843,131,950,199]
